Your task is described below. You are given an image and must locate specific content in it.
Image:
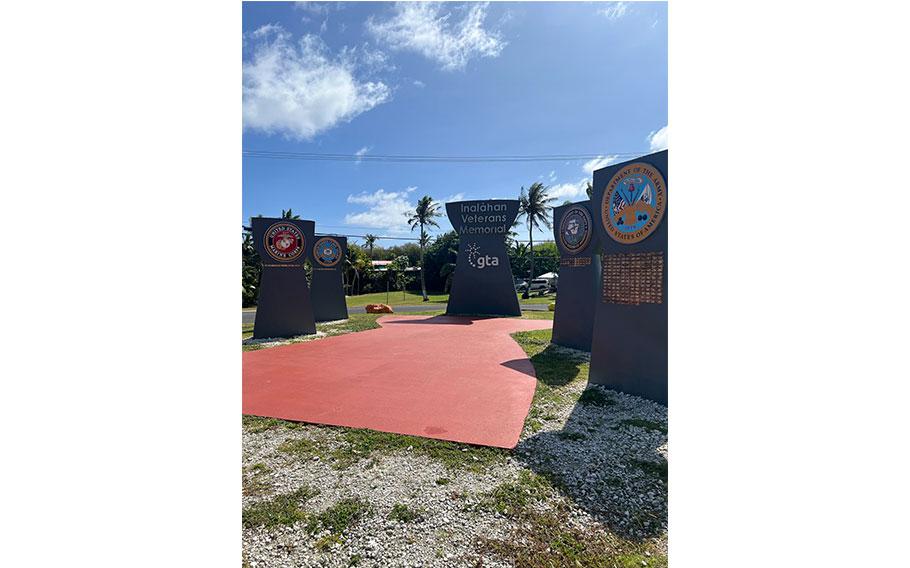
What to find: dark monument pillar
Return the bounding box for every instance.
[251,217,317,339]
[589,150,668,405]
[445,199,521,317]
[551,200,601,351]
[310,235,349,322]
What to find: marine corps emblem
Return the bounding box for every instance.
[264,222,304,262]
[559,205,592,254]
[601,162,666,244]
[313,237,342,267]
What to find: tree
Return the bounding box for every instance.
[281,208,300,219]
[508,241,530,280]
[517,182,555,298]
[242,231,261,307]
[407,195,442,301]
[389,255,413,300]
[343,243,370,296]
[363,234,378,259]
[423,230,459,293]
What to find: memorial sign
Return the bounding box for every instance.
[310,235,349,322]
[251,217,317,339]
[445,199,521,317]
[589,150,668,404]
[551,201,601,351]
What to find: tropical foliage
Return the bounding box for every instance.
[407,195,442,301]
[517,182,556,298]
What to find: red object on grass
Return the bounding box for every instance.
[243,315,553,448]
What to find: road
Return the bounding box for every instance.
[242,302,548,324]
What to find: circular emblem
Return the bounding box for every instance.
[263,222,304,262]
[558,206,593,254]
[601,162,666,244]
[313,237,342,267]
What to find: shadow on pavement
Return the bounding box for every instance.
[500,358,537,377]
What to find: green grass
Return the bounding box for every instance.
[344,291,449,307]
[276,426,507,472]
[435,477,451,485]
[517,292,557,305]
[475,470,554,517]
[510,329,588,433]
[278,437,327,461]
[476,505,668,568]
[314,533,343,552]
[243,415,301,433]
[631,458,668,483]
[242,463,273,497]
[388,503,423,523]
[308,497,373,535]
[242,486,318,528]
[620,418,668,435]
[578,387,617,407]
[246,291,555,311]
[519,310,555,320]
[317,314,382,336]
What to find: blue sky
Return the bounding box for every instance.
[243,1,667,243]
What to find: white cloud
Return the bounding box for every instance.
[547,178,589,201]
[582,155,621,174]
[413,79,426,88]
[367,2,506,71]
[443,192,465,203]
[647,125,668,151]
[353,145,371,164]
[295,2,333,16]
[243,25,391,140]
[599,2,630,21]
[548,170,557,182]
[344,187,417,233]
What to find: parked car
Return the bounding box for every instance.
[517,278,552,295]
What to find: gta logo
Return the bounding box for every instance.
[466,242,500,269]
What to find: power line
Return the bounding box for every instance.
[338,233,554,245]
[243,149,647,163]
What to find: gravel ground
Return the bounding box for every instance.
[243,331,668,568]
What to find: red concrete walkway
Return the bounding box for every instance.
[243,315,552,448]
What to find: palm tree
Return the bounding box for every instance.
[363,234,378,259]
[407,195,442,301]
[585,181,594,200]
[518,182,555,299]
[281,208,300,219]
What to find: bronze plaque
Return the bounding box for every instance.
[602,251,664,305]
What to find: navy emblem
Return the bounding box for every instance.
[313,237,342,267]
[601,162,666,244]
[264,222,304,262]
[559,206,592,254]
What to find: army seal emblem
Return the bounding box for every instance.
[601,162,666,244]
